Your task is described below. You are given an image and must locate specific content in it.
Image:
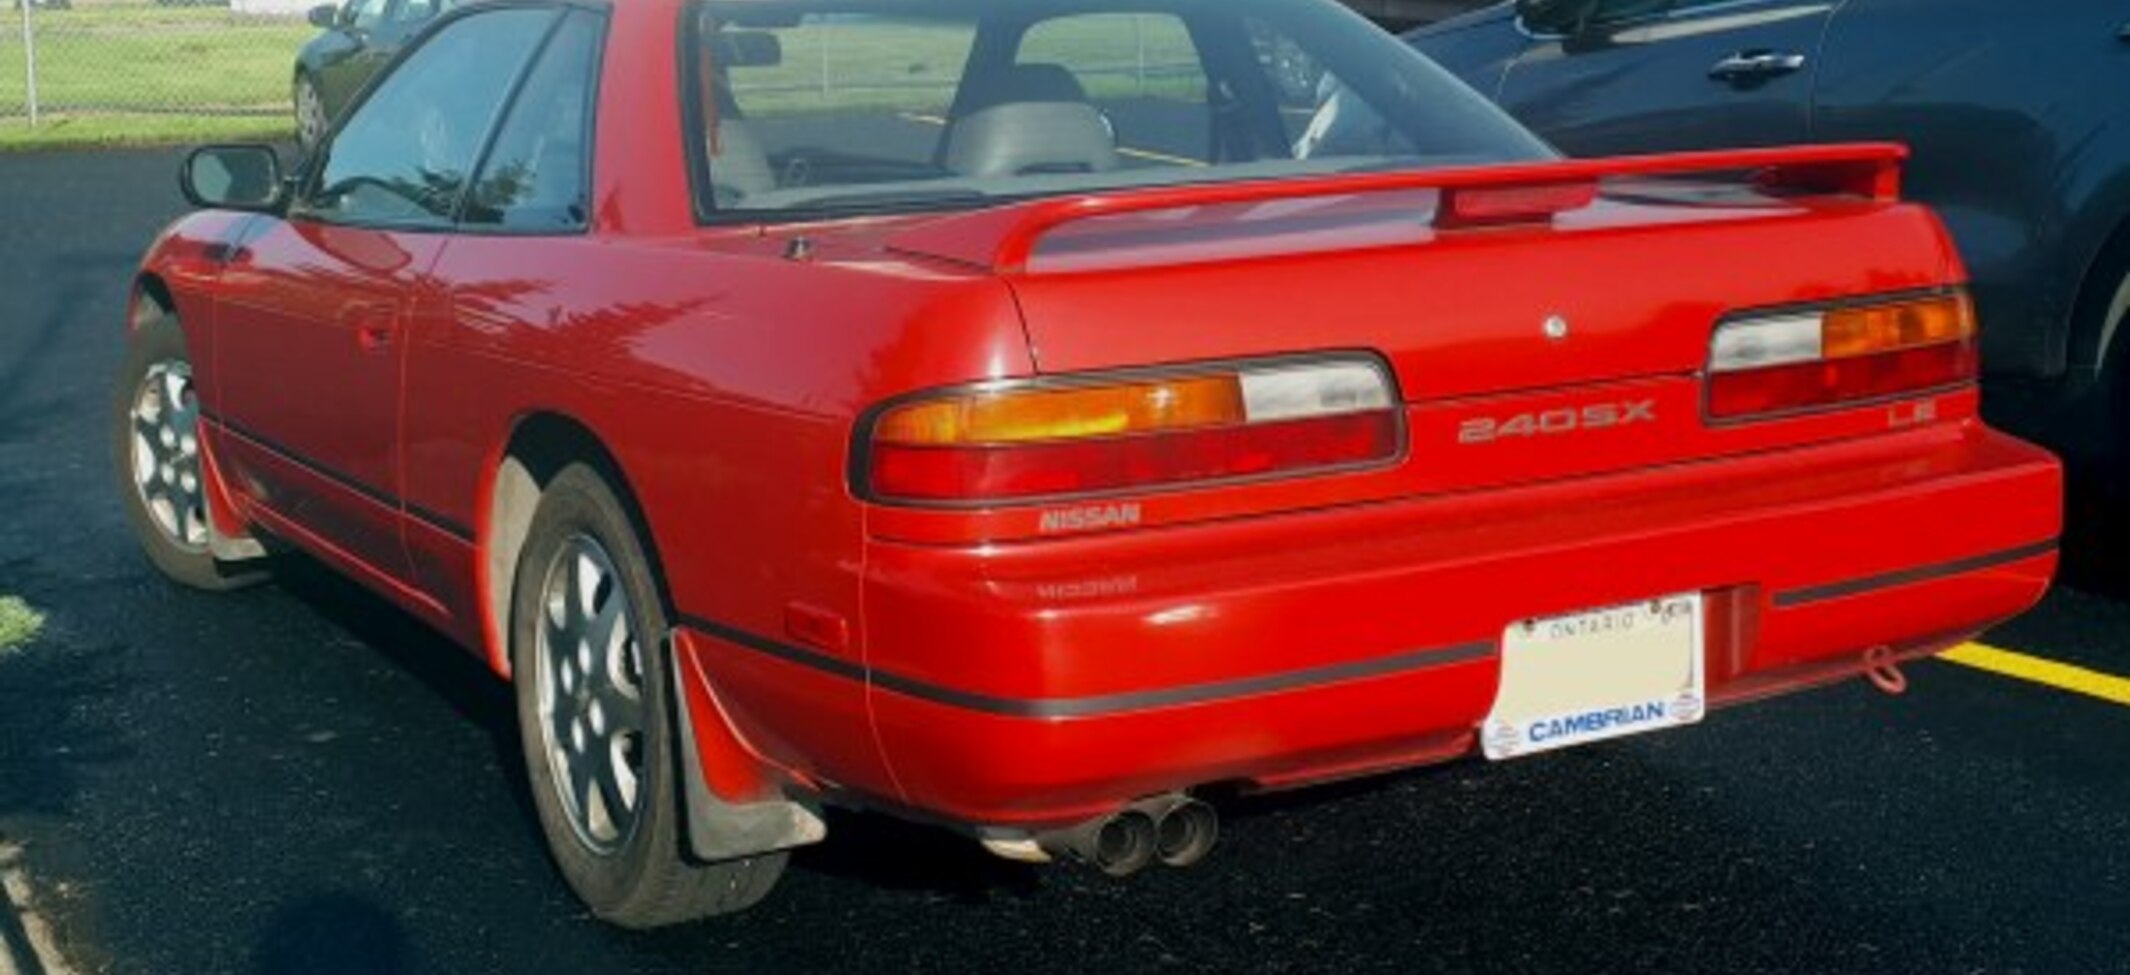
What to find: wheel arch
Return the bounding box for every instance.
[132,272,176,331]
[479,409,826,862]
[2069,208,2130,378]
[480,410,675,678]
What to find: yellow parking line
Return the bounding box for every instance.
[1940,643,2130,707]
[1115,146,1208,168]
[898,112,1208,169]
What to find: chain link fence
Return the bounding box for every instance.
[2,0,307,145]
[0,0,1481,149]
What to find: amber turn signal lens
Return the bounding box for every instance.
[873,376,1248,447]
[863,358,1401,504]
[1706,289,1978,421]
[1821,292,1975,360]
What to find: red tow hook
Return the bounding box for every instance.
[1863,645,1909,696]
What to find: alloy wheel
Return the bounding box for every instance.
[535,534,649,856]
[295,78,328,151]
[128,360,209,551]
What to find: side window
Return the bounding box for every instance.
[302,8,557,228]
[464,11,603,231]
[345,0,388,32]
[1015,14,1211,167]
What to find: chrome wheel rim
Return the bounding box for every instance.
[129,360,208,551]
[535,535,648,856]
[295,79,327,149]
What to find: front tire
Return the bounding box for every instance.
[511,464,785,927]
[293,73,329,155]
[113,306,266,592]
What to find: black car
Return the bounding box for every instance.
[1412,0,2130,475]
[1337,0,1493,30]
[295,0,457,151]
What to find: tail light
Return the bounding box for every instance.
[1706,290,1977,421]
[860,357,1402,505]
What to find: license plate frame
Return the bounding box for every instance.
[1482,593,1706,761]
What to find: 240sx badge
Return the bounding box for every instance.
[1458,400,1657,445]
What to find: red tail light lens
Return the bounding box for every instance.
[1706,291,1976,421]
[862,358,1402,505]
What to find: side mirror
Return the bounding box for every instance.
[180,145,287,213]
[1515,0,1599,36]
[307,3,339,29]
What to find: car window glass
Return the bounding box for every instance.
[1246,17,1415,161]
[691,0,1551,218]
[1015,14,1211,167]
[703,14,979,205]
[347,0,388,32]
[392,0,439,26]
[303,7,557,228]
[464,10,602,231]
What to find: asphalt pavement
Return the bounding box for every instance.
[2,148,2128,975]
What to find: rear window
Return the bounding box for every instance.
[686,0,1551,221]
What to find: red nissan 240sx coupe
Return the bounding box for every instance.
[118,0,2062,926]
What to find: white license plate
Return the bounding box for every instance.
[1481,594,1706,761]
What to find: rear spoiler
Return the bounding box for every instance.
[887,143,1907,276]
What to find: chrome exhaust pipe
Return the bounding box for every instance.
[1035,810,1159,877]
[1145,797,1218,868]
[1863,645,1909,696]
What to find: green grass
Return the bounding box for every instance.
[0,111,289,148]
[0,7,1204,149]
[1,1,307,149]
[0,596,43,653]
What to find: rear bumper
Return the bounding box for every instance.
[700,425,2061,828]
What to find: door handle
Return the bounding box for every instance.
[1709,50,1808,83]
[342,303,399,353]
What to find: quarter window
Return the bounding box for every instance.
[301,7,557,229]
[464,10,604,231]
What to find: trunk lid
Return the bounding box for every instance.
[883,146,1968,498]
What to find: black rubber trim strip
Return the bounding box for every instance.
[1773,540,2059,609]
[406,504,477,545]
[210,410,398,511]
[204,409,475,543]
[679,613,1494,719]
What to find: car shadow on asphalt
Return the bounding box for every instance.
[0,560,134,825]
[2057,483,2130,599]
[268,553,1060,904]
[252,891,413,975]
[267,556,544,843]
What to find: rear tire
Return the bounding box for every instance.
[112,306,268,592]
[511,463,786,927]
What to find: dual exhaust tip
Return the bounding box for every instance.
[1029,795,1219,877]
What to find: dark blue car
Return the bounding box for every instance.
[1411,0,2130,473]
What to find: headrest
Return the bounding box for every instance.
[944,102,1119,179]
[958,63,1090,116]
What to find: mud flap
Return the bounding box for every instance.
[667,643,827,862]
